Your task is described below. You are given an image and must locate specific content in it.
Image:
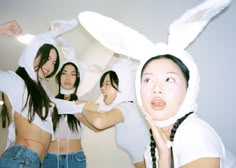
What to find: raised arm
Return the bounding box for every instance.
[77,101,124,130]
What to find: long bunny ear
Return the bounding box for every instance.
[78,11,155,60]
[57,36,76,60]
[57,36,102,81]
[168,0,231,50]
[50,19,78,38]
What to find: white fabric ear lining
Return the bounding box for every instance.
[50,19,78,38]
[168,0,231,50]
[78,11,156,60]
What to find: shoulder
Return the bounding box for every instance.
[176,114,222,141]
[114,102,147,126]
[114,102,143,117]
[173,114,225,166]
[0,71,24,93]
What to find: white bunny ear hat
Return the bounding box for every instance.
[78,0,231,127]
[57,36,85,81]
[18,19,78,81]
[55,36,86,95]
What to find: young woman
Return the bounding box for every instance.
[43,59,95,168]
[0,43,60,168]
[77,65,149,168]
[137,54,236,168]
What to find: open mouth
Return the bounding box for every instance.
[151,98,166,110]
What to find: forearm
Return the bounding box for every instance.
[74,112,101,132]
[158,154,171,168]
[83,110,107,130]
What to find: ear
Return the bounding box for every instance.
[168,0,231,50]
[50,18,78,37]
[57,36,76,59]
[78,11,155,60]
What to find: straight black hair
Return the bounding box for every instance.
[100,70,119,91]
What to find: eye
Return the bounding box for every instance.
[165,77,175,82]
[143,77,152,83]
[61,72,67,75]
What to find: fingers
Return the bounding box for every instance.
[144,113,172,149]
[1,20,23,37]
[84,102,99,111]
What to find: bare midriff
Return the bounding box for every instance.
[47,139,82,154]
[14,112,51,161]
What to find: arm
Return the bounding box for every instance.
[3,94,12,118]
[74,100,107,132]
[0,20,22,37]
[74,112,101,132]
[81,102,124,130]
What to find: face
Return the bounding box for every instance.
[100,74,118,105]
[141,58,187,121]
[60,64,77,90]
[34,48,57,80]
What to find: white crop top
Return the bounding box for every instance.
[51,115,84,141]
[0,71,85,135]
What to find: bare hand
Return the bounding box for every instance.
[84,102,99,112]
[74,112,84,119]
[75,99,88,105]
[0,20,23,37]
[144,112,172,157]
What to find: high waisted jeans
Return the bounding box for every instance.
[43,150,86,168]
[0,145,42,168]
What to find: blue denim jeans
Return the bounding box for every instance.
[0,145,42,168]
[43,150,86,168]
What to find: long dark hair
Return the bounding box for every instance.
[141,54,190,168]
[1,43,60,127]
[52,62,81,132]
[100,70,119,91]
[1,94,10,128]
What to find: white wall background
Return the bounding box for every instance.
[1,0,236,167]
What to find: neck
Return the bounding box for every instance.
[60,87,75,95]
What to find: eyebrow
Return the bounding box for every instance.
[62,69,77,73]
[142,71,179,77]
[142,72,152,76]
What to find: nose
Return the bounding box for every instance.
[153,81,162,94]
[65,73,70,79]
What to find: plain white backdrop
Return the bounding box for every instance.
[1,0,235,167]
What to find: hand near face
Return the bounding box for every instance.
[0,20,23,37]
[144,112,172,165]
